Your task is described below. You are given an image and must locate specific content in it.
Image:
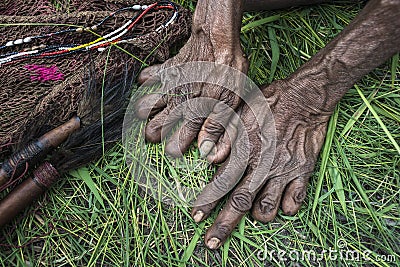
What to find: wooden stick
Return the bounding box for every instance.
[0,162,59,228]
[0,116,80,187]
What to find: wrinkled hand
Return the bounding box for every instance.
[135,2,248,160]
[192,79,332,249]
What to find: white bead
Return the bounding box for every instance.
[142,5,148,10]
[132,5,141,10]
[97,47,106,52]
[14,39,24,45]
[5,41,14,47]
[23,37,32,43]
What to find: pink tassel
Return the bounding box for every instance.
[24,64,65,82]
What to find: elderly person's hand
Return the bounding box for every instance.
[191,78,331,249]
[134,0,400,250]
[134,0,248,160]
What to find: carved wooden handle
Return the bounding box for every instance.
[0,116,80,187]
[0,162,60,228]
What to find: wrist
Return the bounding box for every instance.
[191,0,244,57]
[284,75,339,114]
[266,79,336,117]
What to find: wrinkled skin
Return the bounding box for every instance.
[191,79,331,249]
[135,0,400,249]
[136,0,248,159]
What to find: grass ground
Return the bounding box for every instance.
[1,1,399,266]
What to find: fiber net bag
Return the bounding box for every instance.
[0,0,191,182]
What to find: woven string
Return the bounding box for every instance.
[0,1,191,160]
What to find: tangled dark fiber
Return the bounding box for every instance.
[0,0,191,175]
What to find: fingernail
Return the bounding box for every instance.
[193,210,204,223]
[208,145,216,158]
[199,140,215,158]
[207,237,221,250]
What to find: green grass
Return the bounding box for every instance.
[1,1,399,266]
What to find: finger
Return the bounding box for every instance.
[145,106,181,143]
[251,177,287,223]
[205,131,231,164]
[137,64,162,84]
[191,116,251,223]
[135,66,169,120]
[138,54,179,84]
[190,156,247,223]
[198,96,241,158]
[206,111,240,164]
[165,93,217,156]
[165,118,203,158]
[203,169,265,250]
[204,200,247,250]
[134,93,167,120]
[281,175,309,216]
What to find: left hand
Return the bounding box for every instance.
[134,0,248,160]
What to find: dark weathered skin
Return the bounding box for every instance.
[136,0,400,249]
[136,0,248,158]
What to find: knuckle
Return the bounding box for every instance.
[260,196,278,214]
[185,99,212,118]
[204,119,225,136]
[220,91,240,108]
[213,101,230,114]
[294,190,307,204]
[214,222,231,237]
[212,175,232,194]
[230,189,253,213]
[185,117,204,130]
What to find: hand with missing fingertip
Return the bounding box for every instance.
[191,79,332,249]
[135,0,249,159]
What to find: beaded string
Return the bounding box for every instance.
[0,1,178,66]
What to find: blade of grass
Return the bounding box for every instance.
[335,139,389,246]
[355,85,400,154]
[70,167,105,209]
[312,105,339,213]
[241,15,281,33]
[267,26,279,83]
[340,88,378,137]
[391,53,399,87]
[328,158,348,216]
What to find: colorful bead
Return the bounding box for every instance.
[23,37,33,43]
[14,39,24,45]
[0,1,179,66]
